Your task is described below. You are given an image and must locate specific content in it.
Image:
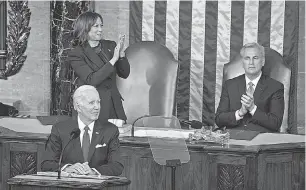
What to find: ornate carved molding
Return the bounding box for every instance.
[10,151,37,177]
[217,164,245,190]
[0,1,31,80]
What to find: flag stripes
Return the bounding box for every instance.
[202,1,218,125]
[270,0,285,55]
[165,0,180,60]
[230,1,244,61]
[257,1,271,48]
[154,1,167,45]
[215,1,231,112]
[128,0,299,130]
[243,0,259,45]
[177,1,193,124]
[142,1,155,41]
[283,1,299,133]
[129,1,142,45]
[189,0,206,122]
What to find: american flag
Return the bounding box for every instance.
[127,0,299,129]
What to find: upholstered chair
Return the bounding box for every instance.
[117,41,179,125]
[223,47,291,133]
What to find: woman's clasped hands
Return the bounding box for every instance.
[110,34,126,65]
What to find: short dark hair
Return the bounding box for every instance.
[72,11,103,46]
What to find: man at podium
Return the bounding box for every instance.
[41,85,123,176]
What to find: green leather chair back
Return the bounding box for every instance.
[117,41,178,124]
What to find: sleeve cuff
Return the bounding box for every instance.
[61,164,71,171]
[91,168,101,176]
[235,110,243,121]
[249,105,257,115]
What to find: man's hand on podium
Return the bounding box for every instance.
[63,162,97,175]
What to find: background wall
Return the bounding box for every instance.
[0,1,50,116]
[297,1,305,134]
[0,1,304,134]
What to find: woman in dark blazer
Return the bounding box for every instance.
[67,11,130,124]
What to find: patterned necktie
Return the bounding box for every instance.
[247,82,254,96]
[82,126,90,162]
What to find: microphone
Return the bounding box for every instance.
[131,115,176,137]
[180,119,203,129]
[131,115,152,137]
[131,115,206,137]
[57,128,80,179]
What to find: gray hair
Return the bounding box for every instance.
[240,42,265,63]
[73,85,97,108]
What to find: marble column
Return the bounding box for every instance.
[50,0,92,115]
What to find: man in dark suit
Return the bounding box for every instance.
[41,85,123,176]
[215,42,284,133]
[67,12,130,126]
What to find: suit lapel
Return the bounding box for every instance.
[100,40,112,60]
[253,75,267,103]
[237,74,246,100]
[82,41,104,71]
[68,119,84,162]
[88,120,105,162]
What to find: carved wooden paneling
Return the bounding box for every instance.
[217,163,245,190]
[258,153,294,190]
[208,153,247,190]
[121,146,167,190]
[292,153,305,190]
[10,151,37,177]
[175,151,208,190]
[1,136,304,190]
[1,141,42,190]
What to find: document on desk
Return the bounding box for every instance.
[36,172,121,180]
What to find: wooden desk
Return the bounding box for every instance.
[120,135,305,190]
[7,174,130,190]
[1,118,305,190]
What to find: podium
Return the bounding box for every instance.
[141,116,190,190]
[7,174,131,190]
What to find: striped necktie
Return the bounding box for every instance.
[247,82,254,96]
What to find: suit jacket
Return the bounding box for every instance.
[41,118,123,176]
[215,74,284,133]
[67,40,130,122]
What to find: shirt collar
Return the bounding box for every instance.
[245,72,262,89]
[77,116,95,132]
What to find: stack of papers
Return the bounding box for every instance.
[36,172,120,180]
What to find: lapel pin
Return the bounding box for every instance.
[108,49,111,52]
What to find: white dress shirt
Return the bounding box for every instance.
[78,116,95,147]
[235,72,262,120]
[61,117,100,175]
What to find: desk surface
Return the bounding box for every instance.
[1,117,305,153]
[7,174,130,190]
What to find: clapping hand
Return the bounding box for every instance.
[111,35,126,65]
[241,93,255,112]
[119,35,126,57]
